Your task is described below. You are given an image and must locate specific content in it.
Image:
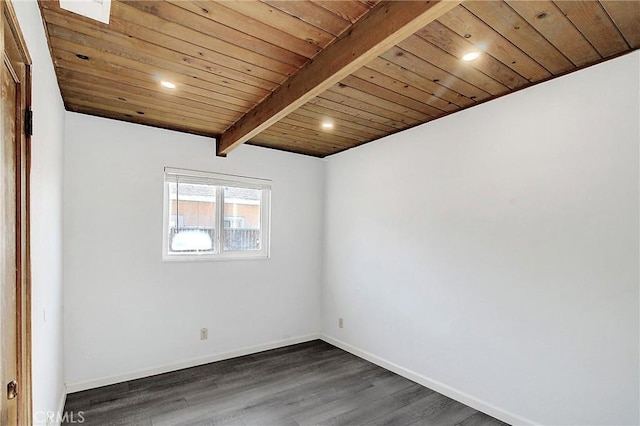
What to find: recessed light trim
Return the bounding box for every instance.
[161,81,176,89]
[76,54,90,60]
[321,122,334,129]
[462,51,480,62]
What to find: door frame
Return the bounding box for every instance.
[1,0,32,423]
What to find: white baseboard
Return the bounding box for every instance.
[54,385,67,426]
[66,333,320,393]
[321,334,536,426]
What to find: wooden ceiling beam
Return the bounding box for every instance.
[216,0,461,156]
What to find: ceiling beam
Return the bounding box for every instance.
[217,0,461,156]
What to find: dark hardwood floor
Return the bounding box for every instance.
[63,340,509,426]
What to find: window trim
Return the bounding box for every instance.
[162,167,271,261]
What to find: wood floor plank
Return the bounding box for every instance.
[409,401,477,426]
[317,392,408,426]
[293,374,415,425]
[239,369,393,425]
[457,411,511,426]
[369,392,457,426]
[62,340,508,426]
[390,383,437,406]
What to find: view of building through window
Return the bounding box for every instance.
[223,187,261,251]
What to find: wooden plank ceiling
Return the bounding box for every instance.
[39,0,640,157]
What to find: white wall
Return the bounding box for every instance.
[322,51,639,425]
[63,113,324,390]
[13,0,66,423]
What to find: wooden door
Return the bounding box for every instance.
[1,1,32,424]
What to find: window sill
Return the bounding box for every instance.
[161,253,270,262]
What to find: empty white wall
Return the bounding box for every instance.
[13,0,66,423]
[322,51,639,425]
[63,113,323,390]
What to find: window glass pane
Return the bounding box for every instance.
[223,186,261,251]
[168,182,217,254]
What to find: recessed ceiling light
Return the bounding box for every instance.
[76,54,90,60]
[321,122,334,129]
[161,81,176,89]
[462,51,480,62]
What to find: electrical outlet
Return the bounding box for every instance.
[200,328,208,340]
[338,318,344,329]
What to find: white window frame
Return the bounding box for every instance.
[162,167,271,261]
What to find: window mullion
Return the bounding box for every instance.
[216,185,224,254]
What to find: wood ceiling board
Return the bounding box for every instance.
[352,65,460,112]
[316,91,421,130]
[218,0,336,49]
[600,1,640,48]
[56,71,240,124]
[113,0,298,77]
[258,133,351,155]
[120,0,307,68]
[49,37,262,107]
[282,112,387,142]
[57,81,234,127]
[52,49,250,113]
[66,103,220,138]
[46,29,268,108]
[274,116,362,143]
[437,6,551,82]
[299,103,398,134]
[257,134,358,158]
[463,1,574,75]
[398,34,510,96]
[217,0,461,155]
[340,74,447,118]
[258,128,348,150]
[416,21,530,90]
[43,10,275,98]
[365,56,475,108]
[282,112,380,141]
[309,97,401,133]
[288,110,385,141]
[506,0,601,67]
[168,0,323,60]
[327,82,436,122]
[310,1,372,24]
[108,6,287,85]
[64,96,223,133]
[61,85,229,130]
[52,55,249,114]
[379,46,490,101]
[289,106,386,137]
[61,84,231,125]
[553,1,629,58]
[108,2,298,77]
[258,128,352,154]
[264,122,358,148]
[262,0,353,36]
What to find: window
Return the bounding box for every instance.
[162,167,271,260]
